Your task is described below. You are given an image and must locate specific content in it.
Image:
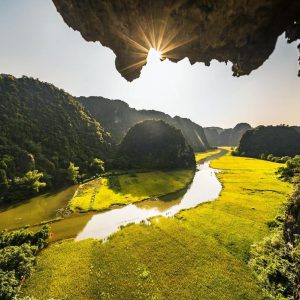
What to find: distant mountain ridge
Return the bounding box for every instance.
[78,97,209,152]
[204,123,252,146]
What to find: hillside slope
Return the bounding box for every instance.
[78,96,209,151]
[117,120,195,170]
[0,75,111,202]
[204,123,251,146]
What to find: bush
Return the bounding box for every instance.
[251,179,300,299]
[0,226,49,299]
[277,155,300,181]
[250,230,297,300]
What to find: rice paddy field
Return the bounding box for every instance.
[70,170,195,211]
[22,152,292,300]
[195,148,222,162]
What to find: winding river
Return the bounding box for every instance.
[0,149,226,242]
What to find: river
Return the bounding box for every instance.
[0,149,226,242]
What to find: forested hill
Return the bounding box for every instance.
[78,96,209,152]
[0,75,111,202]
[204,123,252,146]
[117,120,195,170]
[237,125,300,157]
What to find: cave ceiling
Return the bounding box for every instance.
[53,0,300,81]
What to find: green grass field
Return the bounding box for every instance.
[22,153,292,300]
[70,170,194,211]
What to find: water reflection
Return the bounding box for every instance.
[76,150,225,241]
[0,186,77,230]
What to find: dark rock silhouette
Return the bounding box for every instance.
[53,0,300,81]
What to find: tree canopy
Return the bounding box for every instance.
[237,125,300,158]
[0,74,111,203]
[116,120,195,170]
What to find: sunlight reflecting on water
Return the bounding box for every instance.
[76,151,224,241]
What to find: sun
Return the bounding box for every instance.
[147,48,162,63]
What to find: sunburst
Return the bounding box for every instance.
[116,8,198,75]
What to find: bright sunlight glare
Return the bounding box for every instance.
[147,48,162,63]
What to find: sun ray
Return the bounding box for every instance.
[138,24,153,49]
[119,59,147,72]
[114,6,198,72]
[161,36,198,55]
[116,30,149,54]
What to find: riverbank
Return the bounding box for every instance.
[22,152,292,299]
[70,169,195,212]
[195,148,222,162]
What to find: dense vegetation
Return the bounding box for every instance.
[204,123,251,146]
[0,226,49,299]
[23,153,291,299]
[250,172,300,299]
[78,96,209,151]
[116,120,195,170]
[70,169,194,211]
[277,155,300,181]
[237,125,300,158]
[0,75,111,204]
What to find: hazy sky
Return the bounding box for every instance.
[1,0,299,128]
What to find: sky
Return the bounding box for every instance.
[0,0,299,128]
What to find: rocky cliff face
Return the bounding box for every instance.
[79,96,209,152]
[53,0,300,81]
[204,123,251,146]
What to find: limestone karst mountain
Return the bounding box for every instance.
[237,125,300,157]
[204,123,252,146]
[78,96,209,152]
[116,120,196,170]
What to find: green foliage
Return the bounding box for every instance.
[277,155,300,181]
[14,170,46,193]
[0,74,111,203]
[0,226,49,300]
[116,120,195,170]
[237,125,300,158]
[66,162,79,184]
[0,270,19,300]
[250,230,297,300]
[89,158,105,175]
[251,175,300,299]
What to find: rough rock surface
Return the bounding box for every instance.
[204,123,252,146]
[53,0,300,81]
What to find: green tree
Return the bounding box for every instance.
[277,155,300,181]
[90,158,105,175]
[0,169,9,190]
[66,162,79,184]
[0,226,49,300]
[14,170,46,193]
